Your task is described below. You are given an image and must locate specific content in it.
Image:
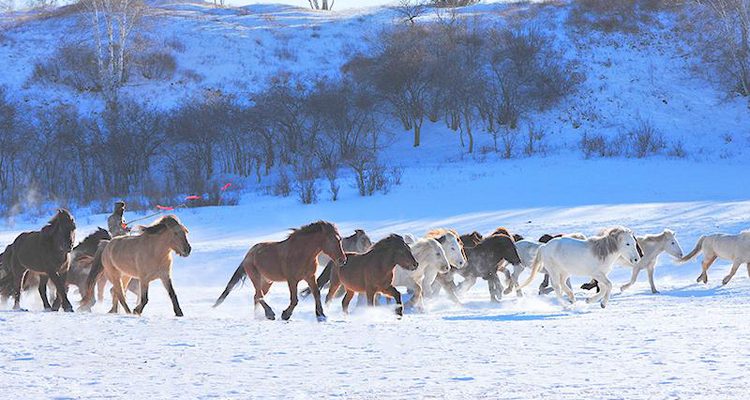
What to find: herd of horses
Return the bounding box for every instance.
[1,209,749,320]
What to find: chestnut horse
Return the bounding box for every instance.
[459,232,483,248]
[214,221,346,321]
[326,234,418,316]
[0,209,76,311]
[80,215,191,316]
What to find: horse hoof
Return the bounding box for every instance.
[265,313,276,321]
[281,311,292,321]
[722,278,730,285]
[600,303,606,309]
[64,308,74,313]
[316,315,327,323]
[651,290,660,294]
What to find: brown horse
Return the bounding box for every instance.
[214,221,346,321]
[0,209,76,311]
[326,234,418,316]
[80,215,191,316]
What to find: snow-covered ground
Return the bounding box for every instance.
[2,158,750,399]
[2,0,750,398]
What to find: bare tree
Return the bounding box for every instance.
[309,0,334,11]
[394,0,426,25]
[0,0,14,12]
[83,0,146,106]
[698,0,750,96]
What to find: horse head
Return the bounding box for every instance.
[42,209,76,253]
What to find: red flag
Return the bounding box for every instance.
[185,195,202,200]
[121,223,127,229]
[157,205,174,211]
[221,183,232,191]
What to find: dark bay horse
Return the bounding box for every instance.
[326,234,418,316]
[0,209,76,311]
[214,221,346,321]
[459,232,484,248]
[442,234,522,302]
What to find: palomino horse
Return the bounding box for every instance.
[678,230,750,285]
[326,234,418,316]
[80,215,191,316]
[393,237,450,311]
[581,229,681,294]
[0,209,76,311]
[520,227,641,308]
[214,221,346,321]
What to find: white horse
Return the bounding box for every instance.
[503,233,587,296]
[678,230,750,285]
[519,227,641,308]
[583,229,683,294]
[394,237,451,311]
[419,229,468,304]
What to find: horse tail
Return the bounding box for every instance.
[518,246,544,290]
[677,236,705,264]
[80,242,107,308]
[213,263,247,308]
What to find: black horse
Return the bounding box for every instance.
[0,209,76,311]
[439,234,522,302]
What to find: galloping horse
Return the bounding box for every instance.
[326,234,418,316]
[520,227,642,308]
[581,229,681,294]
[678,230,750,285]
[214,221,346,321]
[80,215,191,316]
[0,209,76,311]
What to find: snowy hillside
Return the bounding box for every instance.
[2,0,750,399]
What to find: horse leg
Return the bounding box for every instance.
[697,254,717,283]
[160,275,183,317]
[456,275,477,296]
[96,276,107,301]
[620,267,641,293]
[539,273,554,295]
[133,279,150,315]
[281,279,300,321]
[559,274,576,304]
[51,270,68,311]
[722,261,743,286]
[47,271,73,312]
[746,263,750,278]
[586,273,610,306]
[547,271,568,308]
[488,273,503,302]
[511,265,524,297]
[384,285,404,317]
[404,281,423,311]
[303,275,326,321]
[366,287,376,307]
[598,276,613,308]
[647,267,659,293]
[12,269,28,310]
[437,273,462,305]
[341,290,354,314]
[38,275,52,311]
[110,276,131,314]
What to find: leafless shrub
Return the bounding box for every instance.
[499,128,520,159]
[580,131,607,158]
[293,160,319,204]
[30,42,101,92]
[164,36,186,53]
[524,123,547,156]
[135,50,177,80]
[348,150,401,196]
[430,0,480,7]
[630,119,665,158]
[668,140,687,158]
[273,171,292,197]
[567,0,658,33]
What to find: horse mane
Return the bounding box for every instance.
[41,209,75,236]
[75,228,111,251]
[425,228,459,242]
[287,220,337,240]
[591,227,631,260]
[409,237,441,258]
[140,215,183,235]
